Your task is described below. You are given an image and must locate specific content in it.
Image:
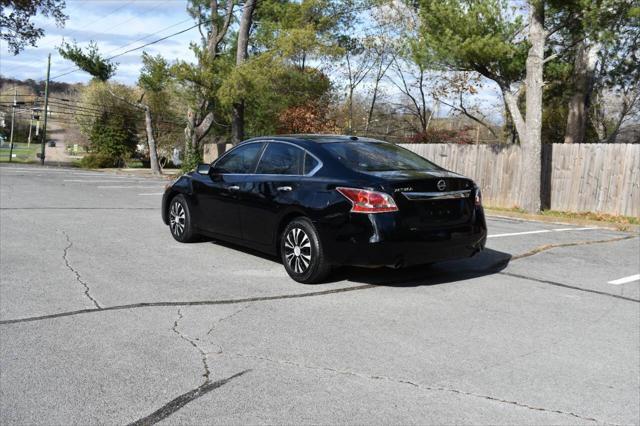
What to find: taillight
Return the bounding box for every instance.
[336,187,399,213]
[475,188,482,206]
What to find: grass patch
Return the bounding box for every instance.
[485,205,639,231]
[484,205,527,214]
[0,144,38,163]
[539,210,639,226]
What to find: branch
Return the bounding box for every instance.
[544,36,588,64]
[435,94,498,138]
[216,0,235,48]
[107,87,146,112]
[388,56,424,126]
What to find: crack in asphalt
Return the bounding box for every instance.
[494,234,639,303]
[228,352,610,425]
[0,284,376,325]
[61,230,102,309]
[509,234,637,261]
[1,234,637,326]
[499,271,639,302]
[126,370,250,426]
[171,309,211,383]
[206,304,252,336]
[132,308,251,425]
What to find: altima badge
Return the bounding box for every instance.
[437,180,446,191]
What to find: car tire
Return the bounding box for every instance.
[168,194,198,243]
[281,217,331,284]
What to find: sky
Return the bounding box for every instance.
[0,0,197,85]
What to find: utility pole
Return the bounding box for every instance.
[40,54,51,166]
[27,117,32,147]
[9,87,16,162]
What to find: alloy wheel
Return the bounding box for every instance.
[169,201,185,237]
[284,227,312,274]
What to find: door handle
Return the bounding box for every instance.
[227,185,240,191]
[277,186,292,192]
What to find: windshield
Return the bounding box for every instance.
[324,141,442,172]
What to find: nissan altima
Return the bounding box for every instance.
[162,135,487,283]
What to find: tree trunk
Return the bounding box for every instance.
[365,80,379,134]
[231,0,257,145]
[144,106,161,175]
[522,1,545,213]
[564,41,600,144]
[348,86,354,133]
[185,108,196,151]
[365,56,392,134]
[501,89,528,145]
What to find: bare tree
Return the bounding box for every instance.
[340,37,376,133]
[431,72,499,139]
[387,55,432,134]
[591,84,640,143]
[364,43,394,135]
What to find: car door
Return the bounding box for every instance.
[194,142,264,238]
[240,142,319,246]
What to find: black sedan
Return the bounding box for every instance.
[162,135,487,283]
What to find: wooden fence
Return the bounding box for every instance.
[400,143,640,217]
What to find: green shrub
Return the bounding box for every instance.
[79,153,118,168]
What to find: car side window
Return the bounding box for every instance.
[256,143,305,175]
[215,143,263,174]
[303,152,319,175]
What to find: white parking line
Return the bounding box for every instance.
[488,227,598,238]
[138,193,164,196]
[488,230,551,238]
[608,274,640,285]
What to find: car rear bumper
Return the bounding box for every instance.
[317,208,487,268]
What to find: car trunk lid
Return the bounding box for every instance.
[368,170,476,228]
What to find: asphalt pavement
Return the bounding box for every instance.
[0,164,638,425]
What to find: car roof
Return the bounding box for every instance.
[245,134,385,144]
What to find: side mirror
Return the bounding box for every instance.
[196,163,210,175]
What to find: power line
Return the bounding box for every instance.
[103,16,194,56]
[3,95,185,126]
[50,17,219,81]
[41,0,138,50]
[0,0,140,75]
[48,2,248,82]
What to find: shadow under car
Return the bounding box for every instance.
[205,238,510,287]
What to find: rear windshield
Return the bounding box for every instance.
[324,141,441,172]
